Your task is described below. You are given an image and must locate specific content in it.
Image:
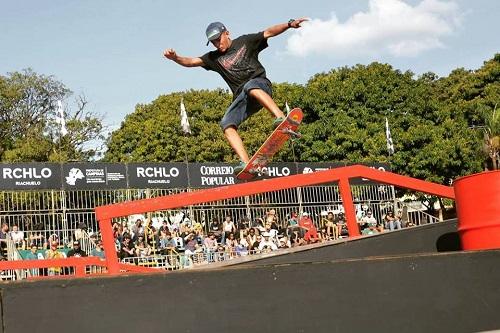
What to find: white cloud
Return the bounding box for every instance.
[286,0,462,57]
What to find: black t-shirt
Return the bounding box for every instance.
[200,32,268,99]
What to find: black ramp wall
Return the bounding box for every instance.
[1,250,500,333]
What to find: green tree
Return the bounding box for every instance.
[0,69,104,162]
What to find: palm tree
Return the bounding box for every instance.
[483,104,500,170]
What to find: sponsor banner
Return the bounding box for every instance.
[62,163,127,190]
[297,162,346,175]
[188,163,299,188]
[188,163,236,188]
[0,163,62,190]
[127,163,188,188]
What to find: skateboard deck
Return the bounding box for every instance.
[236,108,303,180]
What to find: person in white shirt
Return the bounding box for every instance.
[258,233,278,252]
[9,225,24,247]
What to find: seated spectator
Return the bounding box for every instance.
[9,225,25,248]
[67,240,87,258]
[335,213,347,238]
[384,210,402,231]
[278,236,291,249]
[24,244,40,276]
[246,228,258,249]
[236,237,249,256]
[258,232,278,252]
[119,236,136,260]
[210,219,223,243]
[203,233,218,262]
[45,241,64,276]
[135,236,151,257]
[90,240,106,259]
[225,233,238,252]
[159,232,177,255]
[299,212,319,243]
[321,212,337,240]
[250,235,262,252]
[263,222,279,245]
[361,211,377,231]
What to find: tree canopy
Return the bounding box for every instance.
[0,69,105,162]
[105,54,499,184]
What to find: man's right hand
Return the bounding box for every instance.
[163,48,177,60]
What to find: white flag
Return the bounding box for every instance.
[285,101,291,114]
[180,98,191,135]
[55,100,68,136]
[385,117,394,155]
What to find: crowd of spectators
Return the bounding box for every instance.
[111,206,409,267]
[0,204,411,274]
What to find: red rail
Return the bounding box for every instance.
[95,164,455,274]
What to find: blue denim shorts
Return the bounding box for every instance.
[220,77,273,130]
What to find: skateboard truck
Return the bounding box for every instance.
[282,128,302,138]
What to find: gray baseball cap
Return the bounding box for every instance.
[205,22,227,45]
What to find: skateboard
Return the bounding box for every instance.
[236,108,303,180]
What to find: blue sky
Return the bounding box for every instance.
[1,0,498,130]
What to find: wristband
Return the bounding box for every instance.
[288,19,295,28]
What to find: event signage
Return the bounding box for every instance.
[62,163,127,190]
[0,163,62,190]
[127,163,188,188]
[0,162,392,190]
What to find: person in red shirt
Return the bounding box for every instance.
[299,212,319,243]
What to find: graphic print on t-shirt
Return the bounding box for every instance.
[219,45,247,70]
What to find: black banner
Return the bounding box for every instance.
[127,163,188,188]
[0,163,62,190]
[62,163,127,190]
[0,162,392,190]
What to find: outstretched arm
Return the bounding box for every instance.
[163,48,204,67]
[263,17,308,39]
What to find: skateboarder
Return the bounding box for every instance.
[163,18,307,174]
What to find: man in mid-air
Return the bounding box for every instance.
[163,18,307,174]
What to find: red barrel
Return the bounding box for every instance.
[454,170,500,250]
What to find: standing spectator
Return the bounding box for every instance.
[131,219,144,241]
[0,223,9,257]
[9,225,25,248]
[299,212,319,243]
[222,215,236,244]
[67,240,87,258]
